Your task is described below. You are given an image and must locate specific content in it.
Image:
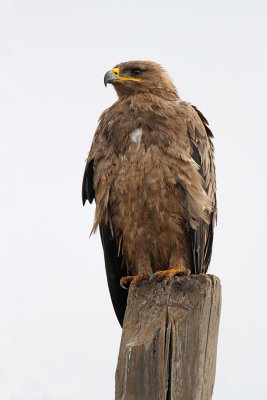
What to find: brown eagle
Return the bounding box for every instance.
[82,61,216,326]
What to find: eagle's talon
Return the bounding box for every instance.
[120,282,129,290]
[120,276,133,289]
[149,272,158,282]
[150,267,191,285]
[163,278,169,287]
[120,273,149,290]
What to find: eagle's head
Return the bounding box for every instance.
[104,61,178,100]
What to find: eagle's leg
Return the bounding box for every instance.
[120,253,152,290]
[150,251,191,284]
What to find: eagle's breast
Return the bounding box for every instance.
[102,126,189,269]
[131,128,142,148]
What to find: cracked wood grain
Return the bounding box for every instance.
[115,274,221,400]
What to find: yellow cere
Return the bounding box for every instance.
[111,68,141,83]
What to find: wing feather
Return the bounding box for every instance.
[188,104,216,273]
[99,223,128,326]
[82,159,95,204]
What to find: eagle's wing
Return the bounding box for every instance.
[187,104,216,274]
[82,157,127,327]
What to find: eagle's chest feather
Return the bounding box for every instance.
[113,126,174,196]
[130,128,142,148]
[95,126,186,233]
[94,123,185,221]
[94,126,189,269]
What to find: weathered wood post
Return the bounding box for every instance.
[115,274,221,400]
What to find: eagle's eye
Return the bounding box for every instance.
[130,69,142,77]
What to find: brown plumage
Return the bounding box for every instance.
[82,61,216,326]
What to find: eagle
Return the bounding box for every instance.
[82,61,216,327]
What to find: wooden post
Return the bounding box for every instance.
[115,274,221,400]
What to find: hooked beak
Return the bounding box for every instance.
[104,67,141,87]
[104,69,118,87]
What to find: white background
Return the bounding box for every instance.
[1,0,267,399]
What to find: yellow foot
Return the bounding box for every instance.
[120,273,150,290]
[150,267,191,285]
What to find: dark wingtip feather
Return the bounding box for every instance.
[82,159,95,205]
[100,223,128,327]
[204,124,214,138]
[192,104,214,138]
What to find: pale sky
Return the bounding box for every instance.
[1,0,267,399]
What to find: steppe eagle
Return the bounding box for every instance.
[82,61,216,326]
